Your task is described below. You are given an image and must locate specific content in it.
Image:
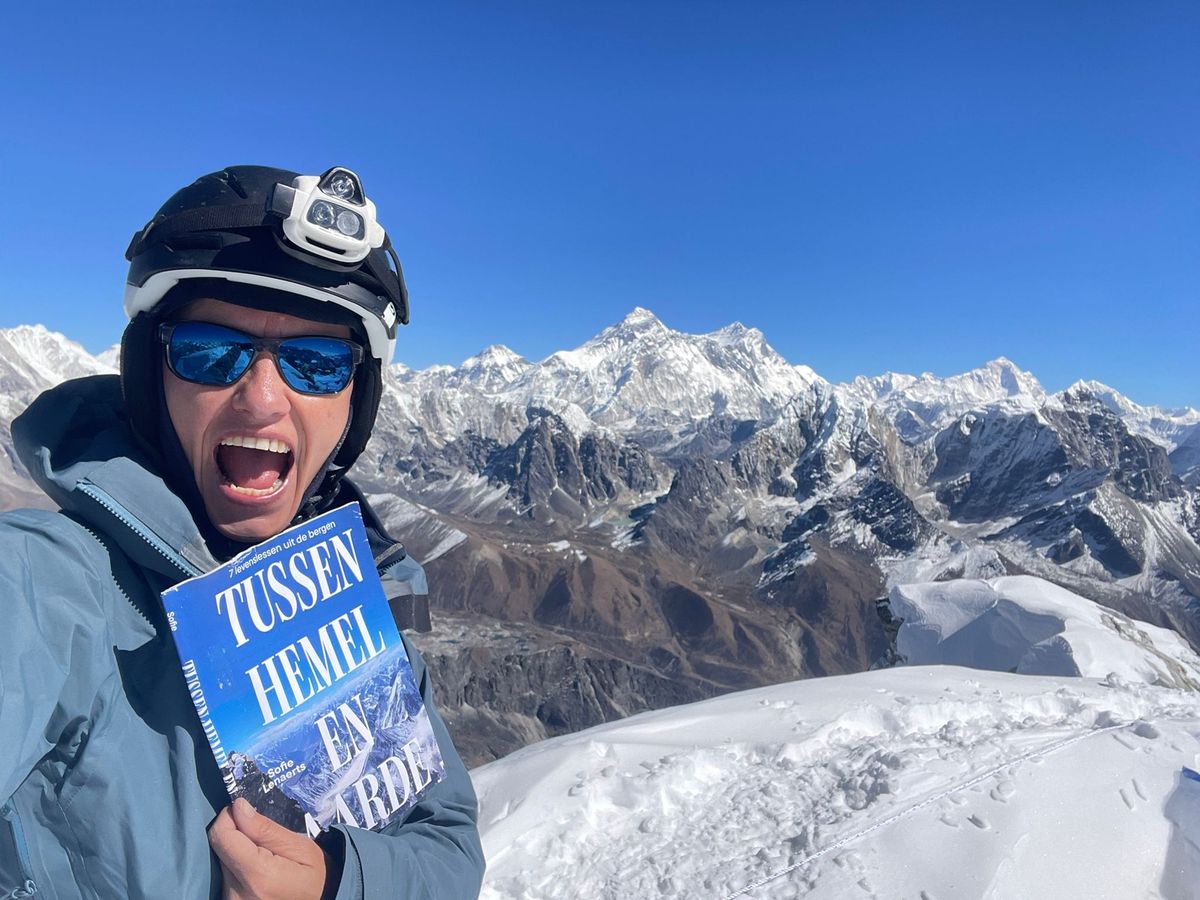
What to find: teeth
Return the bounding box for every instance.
[220,436,291,454]
[226,479,285,497]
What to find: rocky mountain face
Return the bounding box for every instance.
[3,314,1199,766]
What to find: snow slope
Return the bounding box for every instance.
[473,667,1200,899]
[890,575,1200,689]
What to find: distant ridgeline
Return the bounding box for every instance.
[163,502,444,836]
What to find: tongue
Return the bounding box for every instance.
[217,445,288,490]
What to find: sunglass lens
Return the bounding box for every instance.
[277,338,356,394]
[168,322,255,385]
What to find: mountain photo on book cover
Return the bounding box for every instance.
[225,647,444,832]
[162,502,445,836]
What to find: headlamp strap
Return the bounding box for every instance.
[126,203,272,260]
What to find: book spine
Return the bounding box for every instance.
[180,658,237,795]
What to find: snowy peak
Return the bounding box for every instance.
[1051,377,1197,430]
[846,357,1043,406]
[620,306,663,329]
[463,344,527,369]
[520,308,822,437]
[942,357,1045,404]
[705,319,782,357]
[0,324,116,399]
[836,357,1047,443]
[456,344,531,392]
[565,306,671,361]
[842,370,918,403]
[1058,379,1200,452]
[851,357,1044,406]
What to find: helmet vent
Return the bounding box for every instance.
[167,232,227,252]
[218,169,249,199]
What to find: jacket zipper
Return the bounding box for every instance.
[77,482,202,578]
[0,802,37,898]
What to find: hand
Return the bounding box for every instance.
[208,798,332,900]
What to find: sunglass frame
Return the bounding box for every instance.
[157,321,364,395]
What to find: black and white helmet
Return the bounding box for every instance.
[121,164,408,492]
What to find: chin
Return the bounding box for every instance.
[207,505,297,543]
[214,521,283,543]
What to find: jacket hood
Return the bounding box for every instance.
[13,375,218,578]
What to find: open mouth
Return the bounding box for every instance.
[215,436,294,497]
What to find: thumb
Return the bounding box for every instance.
[229,797,310,859]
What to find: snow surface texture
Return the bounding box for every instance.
[473,667,1200,899]
[891,575,1200,691]
[474,577,1200,898]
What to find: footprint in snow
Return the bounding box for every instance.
[967,814,989,830]
[990,780,1016,803]
[1119,788,1134,810]
[939,814,959,829]
[833,851,863,871]
[1132,721,1160,740]
[1132,778,1147,800]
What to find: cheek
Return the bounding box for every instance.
[299,395,353,462]
[163,373,189,445]
[162,370,215,463]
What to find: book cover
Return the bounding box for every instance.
[161,501,445,837]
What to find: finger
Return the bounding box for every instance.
[216,857,251,900]
[209,804,270,876]
[229,798,320,866]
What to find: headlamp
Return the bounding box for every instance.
[272,166,384,263]
[321,170,364,205]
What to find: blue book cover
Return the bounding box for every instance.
[161,502,445,837]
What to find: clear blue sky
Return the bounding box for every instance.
[3,2,1197,408]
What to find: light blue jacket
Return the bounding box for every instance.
[0,376,484,899]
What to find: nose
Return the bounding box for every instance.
[230,352,291,421]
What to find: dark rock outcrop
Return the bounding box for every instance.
[484,410,659,515]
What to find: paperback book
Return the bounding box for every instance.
[162,501,444,837]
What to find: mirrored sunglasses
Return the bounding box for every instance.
[159,321,363,395]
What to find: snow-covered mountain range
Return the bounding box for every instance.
[3,312,1199,765]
